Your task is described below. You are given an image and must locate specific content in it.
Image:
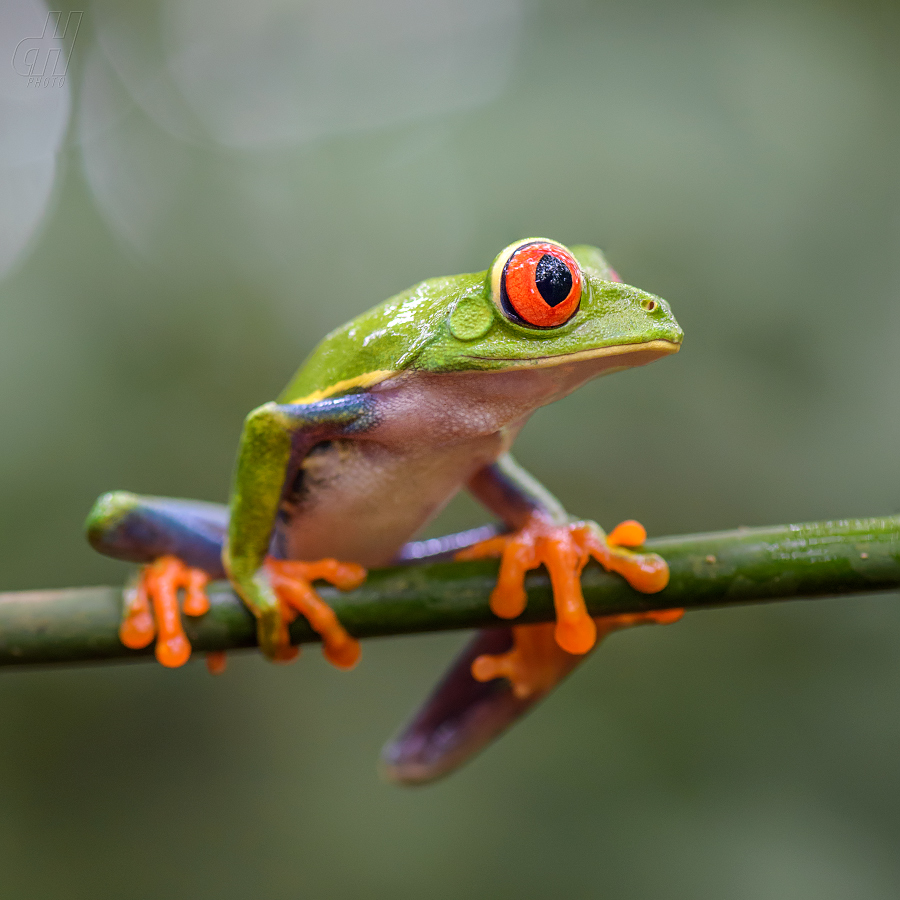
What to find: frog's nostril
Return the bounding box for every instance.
[641,298,657,312]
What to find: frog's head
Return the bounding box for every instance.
[416,238,682,381]
[278,238,682,407]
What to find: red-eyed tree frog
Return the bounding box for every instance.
[86,239,683,784]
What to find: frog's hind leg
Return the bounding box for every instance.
[381,613,679,785]
[86,492,229,667]
[86,491,228,576]
[381,626,571,784]
[382,454,681,784]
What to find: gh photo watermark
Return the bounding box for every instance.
[12,10,82,88]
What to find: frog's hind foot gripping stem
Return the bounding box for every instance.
[120,555,212,668]
[471,610,684,701]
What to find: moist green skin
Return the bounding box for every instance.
[279,243,682,401]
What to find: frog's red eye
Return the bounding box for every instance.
[495,241,582,328]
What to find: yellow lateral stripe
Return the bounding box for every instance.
[288,369,396,405]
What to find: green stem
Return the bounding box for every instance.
[0,515,897,667]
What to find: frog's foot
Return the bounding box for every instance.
[457,513,598,654]
[471,610,685,700]
[456,514,671,656]
[264,557,366,669]
[120,555,210,667]
[471,623,575,700]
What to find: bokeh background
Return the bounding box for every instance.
[2,0,900,896]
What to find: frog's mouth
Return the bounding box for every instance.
[464,338,681,371]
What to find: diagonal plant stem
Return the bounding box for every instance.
[0,515,898,667]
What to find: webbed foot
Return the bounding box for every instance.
[120,555,211,667]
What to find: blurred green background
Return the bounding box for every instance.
[2,0,900,896]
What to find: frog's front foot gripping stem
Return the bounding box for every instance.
[120,555,366,671]
[457,516,682,698]
[263,558,366,668]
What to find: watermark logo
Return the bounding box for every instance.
[12,10,82,88]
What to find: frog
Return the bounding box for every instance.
[85,238,683,784]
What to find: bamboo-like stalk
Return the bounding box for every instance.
[0,515,897,667]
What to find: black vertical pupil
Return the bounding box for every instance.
[534,254,573,307]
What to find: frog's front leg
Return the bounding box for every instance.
[459,454,676,688]
[458,456,667,648]
[224,396,374,665]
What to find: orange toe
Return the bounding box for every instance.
[266,557,364,670]
[573,521,670,594]
[554,614,596,656]
[120,577,155,649]
[607,519,647,548]
[182,567,211,616]
[471,623,580,700]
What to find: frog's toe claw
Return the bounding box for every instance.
[120,555,210,667]
[265,557,364,670]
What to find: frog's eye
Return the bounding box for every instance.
[491,240,582,328]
